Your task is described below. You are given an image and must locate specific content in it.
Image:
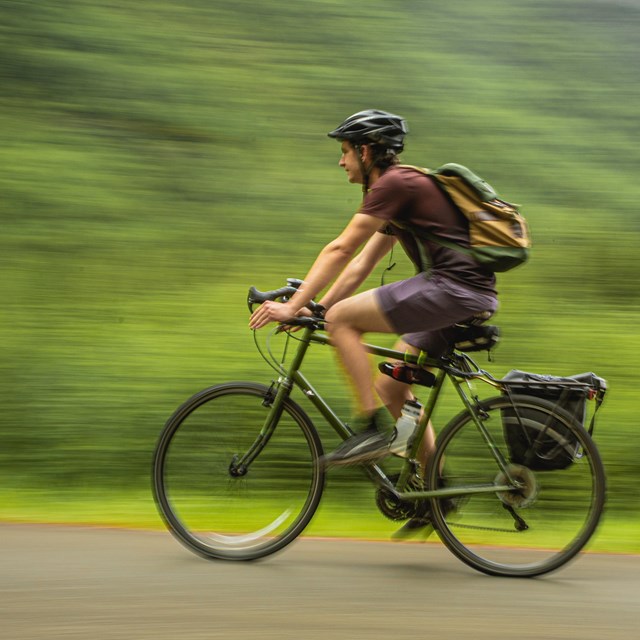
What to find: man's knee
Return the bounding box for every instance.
[324,304,344,336]
[324,300,359,335]
[323,304,340,325]
[325,292,394,335]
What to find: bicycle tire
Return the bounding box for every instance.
[152,381,325,560]
[427,394,606,577]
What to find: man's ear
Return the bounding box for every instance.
[359,144,371,161]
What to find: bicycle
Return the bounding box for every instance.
[152,279,607,577]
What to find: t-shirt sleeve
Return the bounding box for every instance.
[358,171,410,222]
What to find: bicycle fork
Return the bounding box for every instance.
[229,328,316,476]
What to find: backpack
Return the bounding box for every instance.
[398,164,531,272]
[500,370,607,471]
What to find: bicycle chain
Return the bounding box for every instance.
[446,521,521,534]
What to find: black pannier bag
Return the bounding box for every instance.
[501,370,607,471]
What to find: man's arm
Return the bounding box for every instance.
[318,230,396,310]
[249,213,387,329]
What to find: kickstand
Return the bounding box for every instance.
[502,503,529,531]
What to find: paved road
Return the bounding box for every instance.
[1,523,638,640]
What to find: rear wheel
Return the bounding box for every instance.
[428,395,606,577]
[152,382,325,560]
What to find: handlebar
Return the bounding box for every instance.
[247,278,326,327]
[247,285,299,306]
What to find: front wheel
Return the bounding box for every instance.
[152,382,325,560]
[428,394,606,577]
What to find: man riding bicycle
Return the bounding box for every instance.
[249,109,498,505]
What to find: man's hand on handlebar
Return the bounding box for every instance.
[277,307,315,333]
[249,300,305,330]
[247,281,325,331]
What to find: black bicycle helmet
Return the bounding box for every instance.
[327,109,408,151]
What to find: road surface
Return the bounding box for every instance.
[1,523,638,639]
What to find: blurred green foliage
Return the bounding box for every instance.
[1,0,639,528]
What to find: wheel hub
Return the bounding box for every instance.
[228,454,248,477]
[495,464,538,509]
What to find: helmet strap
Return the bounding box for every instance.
[354,144,374,196]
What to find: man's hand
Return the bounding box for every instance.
[249,301,301,330]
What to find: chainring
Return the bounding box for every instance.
[375,473,429,521]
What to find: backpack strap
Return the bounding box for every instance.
[388,203,476,271]
[388,218,433,273]
[394,164,477,262]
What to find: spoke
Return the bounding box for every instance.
[153,383,324,560]
[429,395,605,577]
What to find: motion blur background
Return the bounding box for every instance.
[1,0,638,547]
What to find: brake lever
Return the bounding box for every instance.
[276,315,325,332]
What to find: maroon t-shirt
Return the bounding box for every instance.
[359,165,496,293]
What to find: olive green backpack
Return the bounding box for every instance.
[398,163,531,272]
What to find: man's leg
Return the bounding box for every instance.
[324,289,395,415]
[375,339,445,539]
[374,339,436,476]
[321,289,397,465]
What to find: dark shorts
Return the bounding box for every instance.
[375,273,498,358]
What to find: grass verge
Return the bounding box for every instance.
[1,489,637,555]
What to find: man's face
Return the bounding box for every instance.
[338,141,364,184]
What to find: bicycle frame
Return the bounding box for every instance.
[155,285,607,574]
[244,323,517,505]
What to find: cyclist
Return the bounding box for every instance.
[249,109,498,481]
